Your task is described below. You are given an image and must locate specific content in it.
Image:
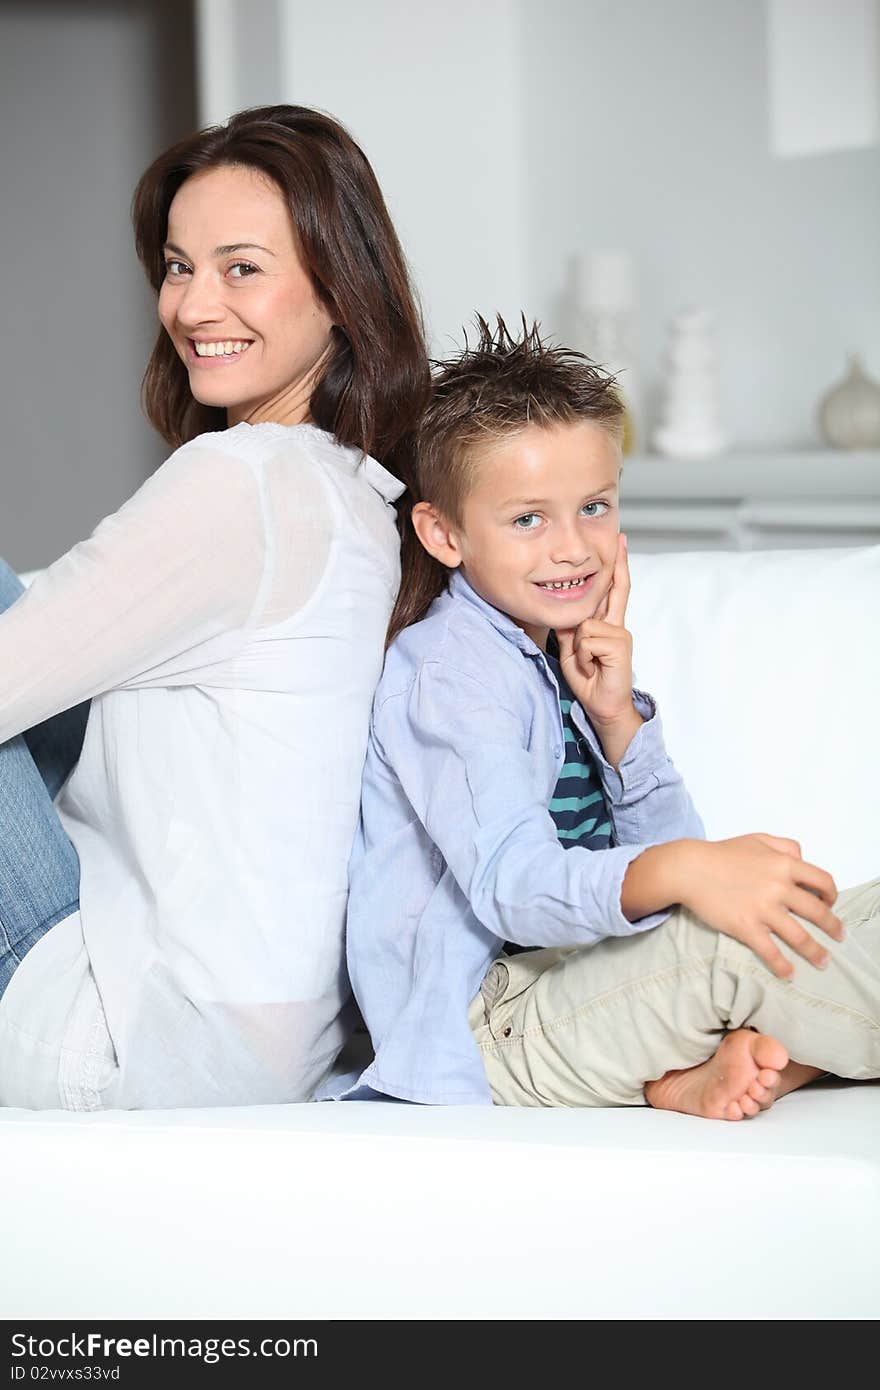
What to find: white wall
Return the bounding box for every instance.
[276,0,529,355]
[194,1,880,451]
[520,0,880,448]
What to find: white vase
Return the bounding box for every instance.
[818,356,880,449]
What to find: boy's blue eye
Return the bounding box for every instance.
[513,502,610,529]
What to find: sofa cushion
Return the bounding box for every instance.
[1,1081,877,1319]
[627,545,880,887]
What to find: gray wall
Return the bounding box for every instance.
[0,0,196,571]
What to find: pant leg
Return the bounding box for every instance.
[0,558,83,1001]
[0,558,88,796]
[468,879,880,1107]
[22,704,90,800]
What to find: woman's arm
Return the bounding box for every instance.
[0,442,267,743]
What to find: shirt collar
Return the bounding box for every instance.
[447,569,546,659]
[356,453,406,504]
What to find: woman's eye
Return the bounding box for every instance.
[228,261,259,279]
[164,260,190,278]
[581,501,610,518]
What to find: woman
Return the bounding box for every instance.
[0,105,429,1109]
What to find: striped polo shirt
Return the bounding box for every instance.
[544,648,612,852]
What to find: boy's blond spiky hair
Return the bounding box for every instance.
[417,313,624,527]
[386,313,625,646]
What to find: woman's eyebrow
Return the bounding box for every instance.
[163,240,277,257]
[214,241,277,256]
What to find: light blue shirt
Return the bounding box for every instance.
[325,568,704,1105]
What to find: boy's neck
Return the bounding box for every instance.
[520,621,550,652]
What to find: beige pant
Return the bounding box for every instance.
[467,878,880,1107]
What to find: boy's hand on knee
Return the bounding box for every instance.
[679,835,844,980]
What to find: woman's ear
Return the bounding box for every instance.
[411,502,463,569]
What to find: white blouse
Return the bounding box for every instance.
[0,422,405,1109]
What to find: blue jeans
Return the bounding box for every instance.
[0,559,89,1001]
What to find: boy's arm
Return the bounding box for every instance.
[569,682,843,974]
[619,831,842,978]
[620,839,697,920]
[382,657,840,980]
[373,661,693,950]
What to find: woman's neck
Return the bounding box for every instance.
[227,381,312,429]
[227,343,333,429]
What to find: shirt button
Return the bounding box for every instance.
[553,745,562,758]
[502,1025,512,1037]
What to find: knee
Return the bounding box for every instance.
[834,878,880,928]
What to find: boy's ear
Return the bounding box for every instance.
[411,502,463,569]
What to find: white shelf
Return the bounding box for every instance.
[619,450,880,551]
[621,449,880,498]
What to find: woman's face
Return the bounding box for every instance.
[158,164,336,425]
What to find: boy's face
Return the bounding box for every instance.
[450,420,622,650]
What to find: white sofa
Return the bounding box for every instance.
[2,544,879,1320]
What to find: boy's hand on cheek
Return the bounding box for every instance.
[556,533,643,767]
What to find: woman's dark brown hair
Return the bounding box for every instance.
[386,314,624,648]
[132,104,430,487]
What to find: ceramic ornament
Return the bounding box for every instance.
[818,355,880,449]
[563,251,641,453]
[653,307,728,460]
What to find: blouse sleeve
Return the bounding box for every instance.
[0,441,269,744]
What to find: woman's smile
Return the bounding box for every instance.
[187,337,255,365]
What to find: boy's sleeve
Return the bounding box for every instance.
[372,660,693,950]
[569,687,706,848]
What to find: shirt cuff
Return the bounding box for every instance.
[572,688,667,803]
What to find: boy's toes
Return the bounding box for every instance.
[753,1035,788,1072]
[725,1098,744,1121]
[739,1094,761,1117]
[756,1067,781,1089]
[747,1079,768,1103]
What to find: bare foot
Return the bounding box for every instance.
[645,1029,791,1121]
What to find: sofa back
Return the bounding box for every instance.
[627,545,879,888]
[19,550,880,887]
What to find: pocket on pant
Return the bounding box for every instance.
[484,946,585,1043]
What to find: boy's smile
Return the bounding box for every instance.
[450,420,622,650]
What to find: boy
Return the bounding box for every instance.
[327,317,878,1118]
